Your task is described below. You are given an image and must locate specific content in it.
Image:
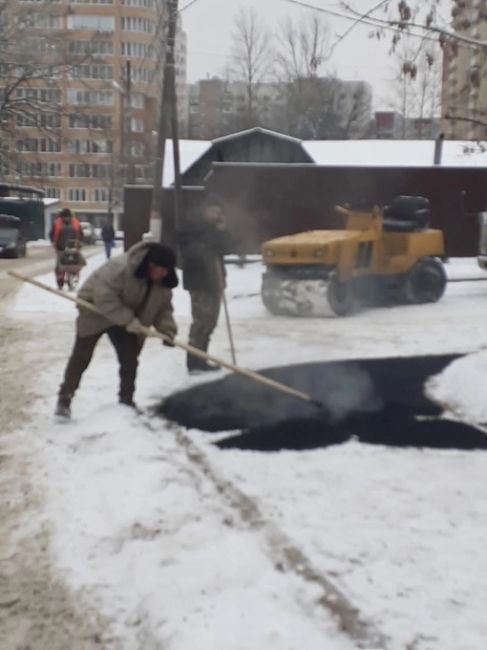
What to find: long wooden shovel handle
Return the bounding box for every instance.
[8,270,316,406]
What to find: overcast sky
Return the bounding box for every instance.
[181,0,452,110]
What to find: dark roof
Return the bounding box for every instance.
[181,126,314,186]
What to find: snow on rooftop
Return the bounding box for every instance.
[303,139,487,168]
[162,137,487,187]
[163,139,210,187]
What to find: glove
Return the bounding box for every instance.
[126,317,146,335]
[162,332,176,347]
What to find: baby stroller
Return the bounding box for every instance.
[57,239,87,291]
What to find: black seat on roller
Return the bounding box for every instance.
[383,196,431,232]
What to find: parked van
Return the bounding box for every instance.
[0,214,27,258]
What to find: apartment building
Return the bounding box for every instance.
[1,0,187,224]
[188,77,372,141]
[441,0,487,139]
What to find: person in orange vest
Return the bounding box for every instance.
[50,208,82,288]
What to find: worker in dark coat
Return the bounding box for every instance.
[55,242,178,418]
[178,199,229,372]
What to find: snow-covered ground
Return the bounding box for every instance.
[7,252,487,649]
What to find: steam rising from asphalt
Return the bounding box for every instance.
[158,354,487,452]
[313,363,384,423]
[159,360,384,431]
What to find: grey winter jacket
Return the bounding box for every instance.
[76,242,177,338]
[178,209,230,294]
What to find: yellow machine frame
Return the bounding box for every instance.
[262,205,445,282]
[261,203,447,316]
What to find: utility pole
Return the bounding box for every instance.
[170,47,182,232]
[125,60,136,185]
[149,0,180,242]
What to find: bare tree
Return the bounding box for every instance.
[274,12,329,137]
[0,0,89,178]
[231,6,273,127]
[285,0,487,136]
[273,12,370,139]
[412,50,442,137]
[284,1,486,52]
[275,12,331,80]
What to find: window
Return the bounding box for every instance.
[69,163,111,178]
[31,14,62,29]
[69,114,113,130]
[130,118,144,132]
[127,141,145,157]
[121,42,154,58]
[68,189,87,201]
[71,64,113,80]
[40,138,62,153]
[94,188,109,202]
[129,93,145,109]
[94,140,112,153]
[68,15,114,31]
[69,163,90,178]
[91,164,111,179]
[17,113,61,128]
[121,16,154,33]
[70,0,113,4]
[28,39,61,56]
[134,164,151,180]
[69,40,113,55]
[17,138,39,152]
[18,162,61,177]
[68,89,113,106]
[16,88,62,103]
[122,0,153,7]
[128,67,152,84]
[45,187,61,199]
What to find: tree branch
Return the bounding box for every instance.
[282,0,484,50]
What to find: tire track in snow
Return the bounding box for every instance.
[143,416,389,650]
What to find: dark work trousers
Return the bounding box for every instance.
[188,290,221,351]
[104,240,114,259]
[59,326,144,402]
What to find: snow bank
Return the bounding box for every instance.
[427,351,487,423]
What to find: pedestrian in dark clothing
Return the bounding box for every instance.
[101,220,116,259]
[55,242,178,418]
[178,199,229,373]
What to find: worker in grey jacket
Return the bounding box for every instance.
[55,242,178,418]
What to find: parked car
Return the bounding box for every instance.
[80,221,96,245]
[0,214,27,258]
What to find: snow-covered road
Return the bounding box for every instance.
[2,251,487,649]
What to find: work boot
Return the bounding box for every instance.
[186,353,219,374]
[55,395,71,418]
[119,395,140,409]
[119,396,143,415]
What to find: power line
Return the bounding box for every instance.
[329,0,390,55]
[282,0,484,50]
[180,0,204,13]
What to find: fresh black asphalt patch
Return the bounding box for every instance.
[157,354,487,452]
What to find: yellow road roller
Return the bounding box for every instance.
[261,196,446,317]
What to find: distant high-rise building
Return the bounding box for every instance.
[441,0,487,139]
[0,0,187,225]
[187,77,372,141]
